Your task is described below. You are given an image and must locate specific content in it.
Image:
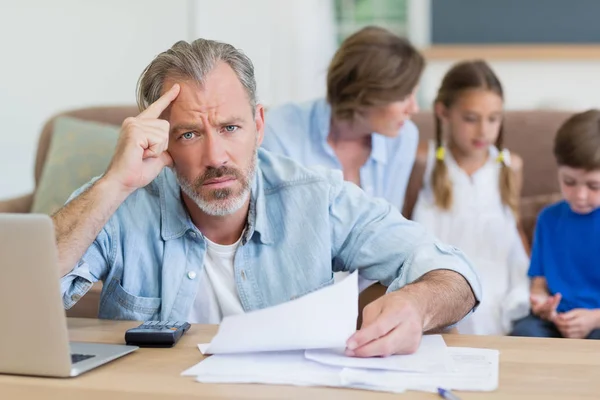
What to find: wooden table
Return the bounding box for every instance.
[1,318,600,399]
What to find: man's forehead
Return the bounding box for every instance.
[165,81,250,118]
[163,62,247,97]
[164,82,233,118]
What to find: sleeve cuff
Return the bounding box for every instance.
[387,241,483,311]
[60,261,97,309]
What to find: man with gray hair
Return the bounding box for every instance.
[54,39,481,357]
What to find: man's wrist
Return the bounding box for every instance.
[395,270,475,332]
[395,282,432,331]
[96,174,135,201]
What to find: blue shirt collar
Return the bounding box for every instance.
[245,163,274,245]
[158,166,273,244]
[314,98,388,165]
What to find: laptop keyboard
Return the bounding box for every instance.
[71,353,96,364]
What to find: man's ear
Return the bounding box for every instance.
[434,101,448,122]
[255,104,265,146]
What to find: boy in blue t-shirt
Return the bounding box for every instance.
[511,109,600,339]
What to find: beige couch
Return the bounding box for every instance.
[0,107,571,319]
[0,106,138,318]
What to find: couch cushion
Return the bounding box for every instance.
[519,192,564,245]
[31,116,119,215]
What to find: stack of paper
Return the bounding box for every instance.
[182,272,499,394]
[199,271,359,355]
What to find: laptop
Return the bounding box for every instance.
[0,213,138,377]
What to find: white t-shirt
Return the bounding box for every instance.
[187,235,245,324]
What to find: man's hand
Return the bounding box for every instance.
[530,293,561,321]
[345,290,424,357]
[345,270,474,357]
[554,309,600,339]
[103,83,180,194]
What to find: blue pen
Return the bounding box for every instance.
[438,388,462,400]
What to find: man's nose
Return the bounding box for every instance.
[202,132,229,168]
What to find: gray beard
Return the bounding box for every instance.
[175,147,258,217]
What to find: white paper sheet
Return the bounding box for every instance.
[182,349,406,394]
[182,345,497,394]
[182,350,342,386]
[200,272,358,354]
[340,347,499,392]
[304,334,452,373]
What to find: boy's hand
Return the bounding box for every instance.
[554,309,600,339]
[530,293,561,321]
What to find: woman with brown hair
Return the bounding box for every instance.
[262,26,425,211]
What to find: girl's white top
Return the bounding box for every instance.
[413,141,530,335]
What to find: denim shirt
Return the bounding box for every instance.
[263,98,419,211]
[60,149,481,321]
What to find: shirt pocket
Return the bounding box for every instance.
[99,278,161,320]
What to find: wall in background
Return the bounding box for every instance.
[2,0,600,200]
[431,0,600,44]
[0,0,189,199]
[0,0,336,199]
[420,60,600,111]
[191,0,336,107]
[407,0,600,110]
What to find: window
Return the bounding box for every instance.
[334,0,409,43]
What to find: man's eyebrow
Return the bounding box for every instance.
[169,117,248,134]
[170,123,202,134]
[218,116,246,125]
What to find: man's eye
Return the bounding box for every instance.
[182,132,195,140]
[224,125,238,133]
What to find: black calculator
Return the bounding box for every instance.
[125,321,191,348]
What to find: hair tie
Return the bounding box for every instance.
[496,148,511,166]
[435,146,446,161]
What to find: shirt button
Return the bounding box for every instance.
[187,271,197,280]
[188,231,197,238]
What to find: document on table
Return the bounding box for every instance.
[182,349,407,394]
[304,334,453,373]
[199,271,358,354]
[340,347,500,392]
[182,350,344,387]
[182,346,498,393]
